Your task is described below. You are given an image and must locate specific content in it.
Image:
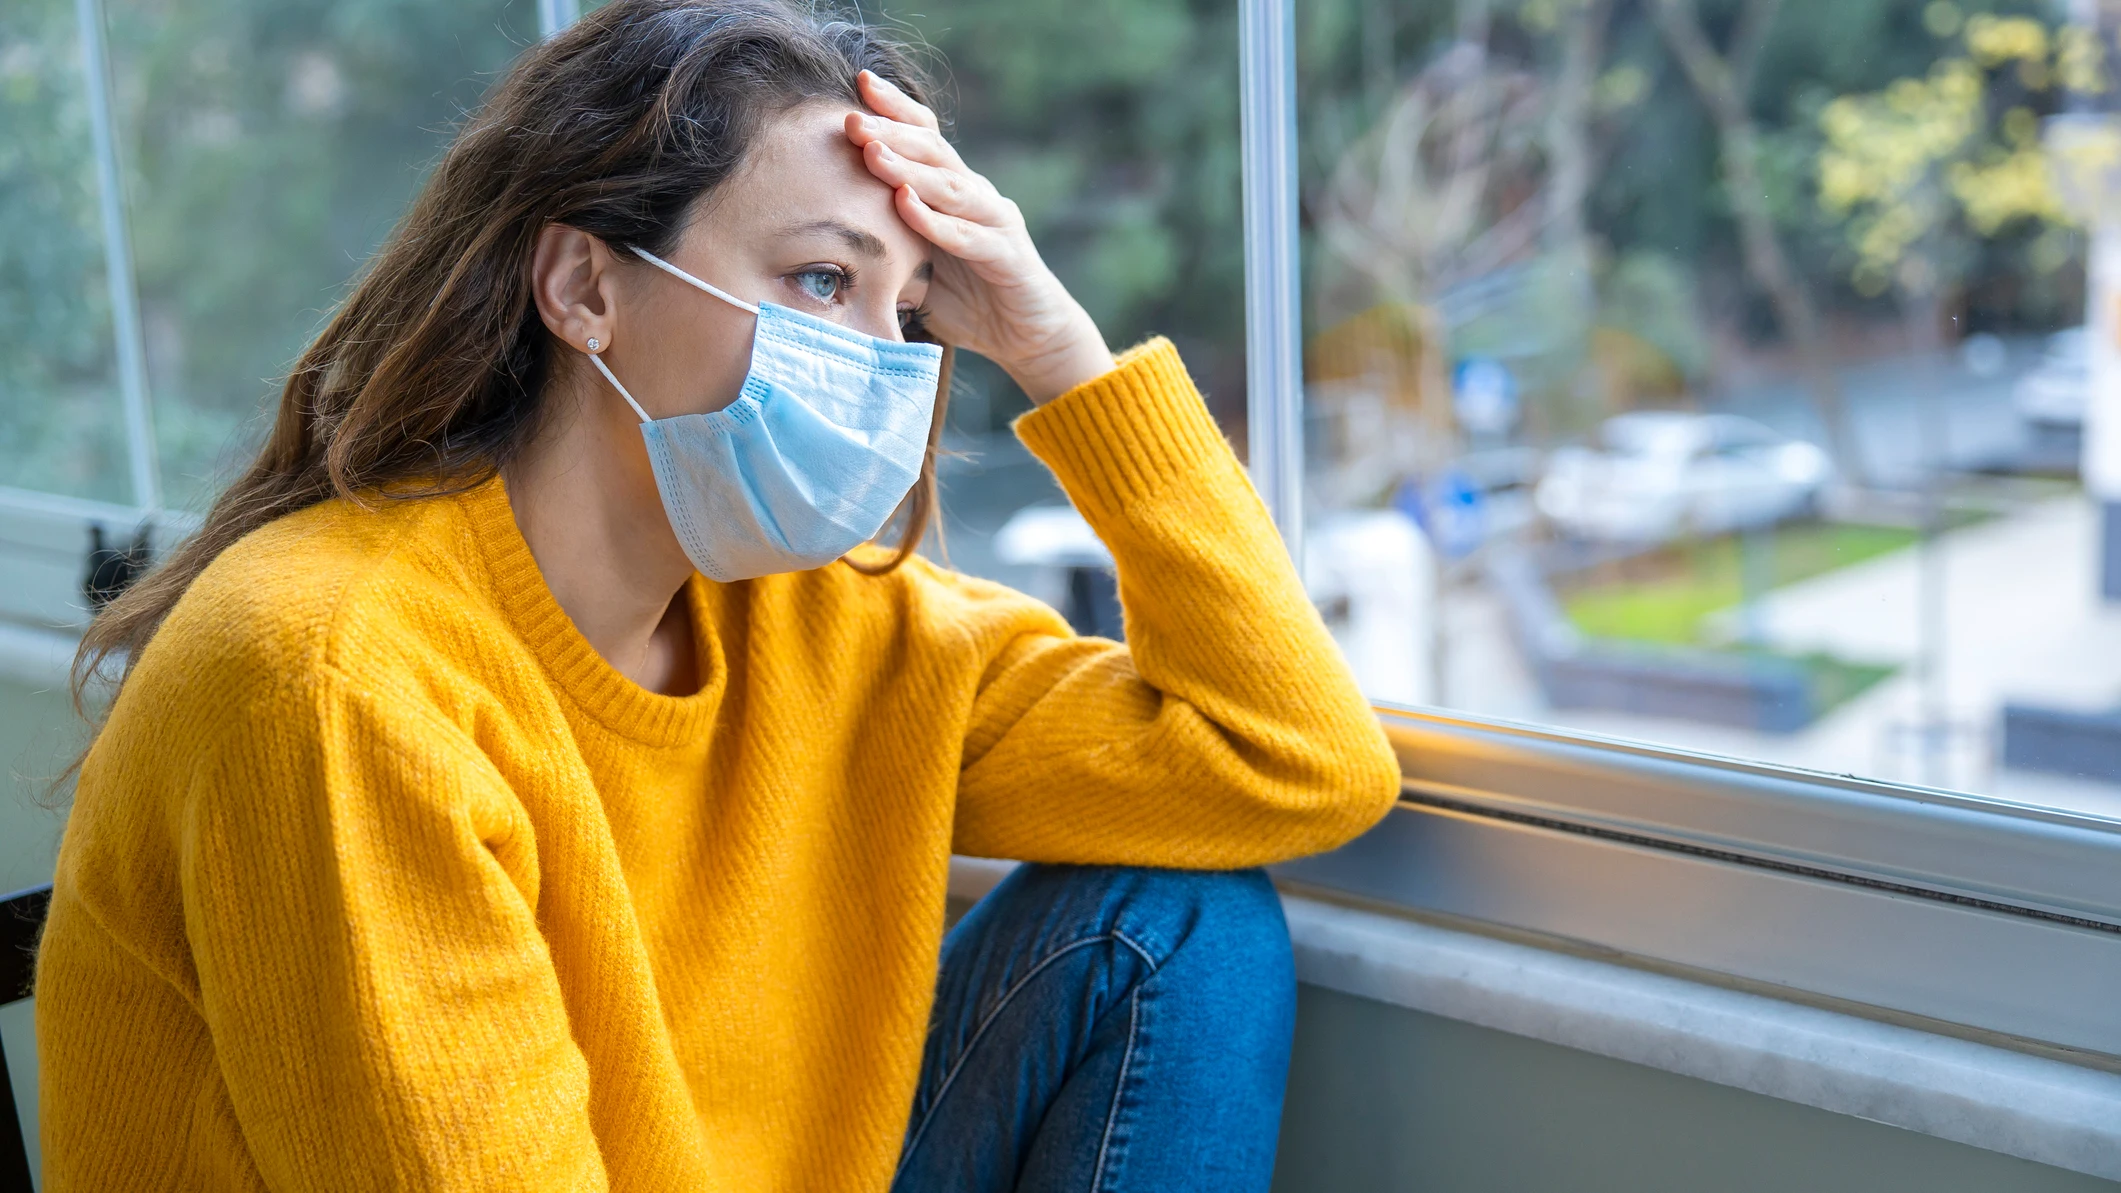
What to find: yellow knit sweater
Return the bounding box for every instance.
[37,339,1399,1190]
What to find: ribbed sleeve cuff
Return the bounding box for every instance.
[1011,338,1233,523]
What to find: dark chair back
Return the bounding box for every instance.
[0,885,51,1192]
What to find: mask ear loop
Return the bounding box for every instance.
[586,350,654,423]
[585,246,757,424]
[631,246,761,315]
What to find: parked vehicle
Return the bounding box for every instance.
[2012,327,2088,429]
[1535,412,1832,543]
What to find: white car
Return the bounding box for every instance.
[1535,412,1832,543]
[2012,327,2088,429]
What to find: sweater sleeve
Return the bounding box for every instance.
[951,338,1401,867]
[180,665,607,1191]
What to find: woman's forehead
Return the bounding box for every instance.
[707,103,928,268]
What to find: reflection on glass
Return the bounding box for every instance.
[102,0,538,510]
[1299,0,2121,818]
[0,0,130,503]
[890,0,1246,617]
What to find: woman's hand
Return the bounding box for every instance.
[846,71,1114,405]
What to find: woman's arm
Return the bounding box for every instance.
[845,73,1398,865]
[179,668,606,1189]
[949,339,1402,868]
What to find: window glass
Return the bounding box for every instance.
[102,0,539,511]
[0,0,131,503]
[882,0,1246,623]
[1298,0,2121,819]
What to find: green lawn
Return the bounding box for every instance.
[1555,522,1918,719]
[1559,523,1921,646]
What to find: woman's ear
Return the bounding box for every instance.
[531,225,619,355]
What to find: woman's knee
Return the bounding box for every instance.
[1003,863,1292,980]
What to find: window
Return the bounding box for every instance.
[2,0,2116,1059]
[1292,0,2121,822]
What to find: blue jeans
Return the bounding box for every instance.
[891,864,1297,1193]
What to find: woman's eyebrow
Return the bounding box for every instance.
[780,219,889,261]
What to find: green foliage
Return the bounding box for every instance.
[1812,11,2092,299]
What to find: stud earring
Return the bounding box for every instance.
[586,337,601,352]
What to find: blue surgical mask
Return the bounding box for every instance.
[585,247,944,582]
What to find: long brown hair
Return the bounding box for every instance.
[73,0,949,712]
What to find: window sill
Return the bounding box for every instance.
[950,855,2121,1181]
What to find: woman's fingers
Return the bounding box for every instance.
[861,141,1011,227]
[857,70,938,132]
[846,75,1029,272]
[845,109,963,172]
[896,186,1010,265]
[846,109,1020,232]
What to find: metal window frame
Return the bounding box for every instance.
[74,0,159,513]
[1271,707,2121,1058]
[1234,0,2121,1058]
[1239,0,1305,565]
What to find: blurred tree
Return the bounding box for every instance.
[1292,0,2074,469]
[1543,0,1615,281]
[1651,0,1862,480]
[1312,46,1550,307]
[1305,44,1551,485]
[1814,10,2097,331]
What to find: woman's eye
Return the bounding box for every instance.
[794,270,842,303]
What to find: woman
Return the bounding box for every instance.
[36,1,1398,1188]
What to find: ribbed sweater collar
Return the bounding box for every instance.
[458,474,721,747]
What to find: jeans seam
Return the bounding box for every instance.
[1087,930,1156,1193]
[897,931,1160,1178]
[1089,985,1142,1192]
